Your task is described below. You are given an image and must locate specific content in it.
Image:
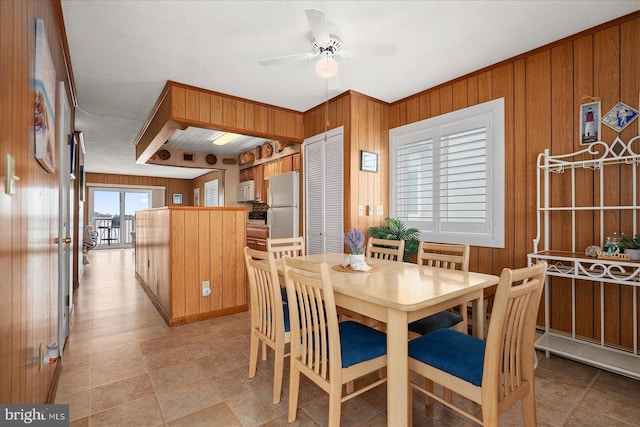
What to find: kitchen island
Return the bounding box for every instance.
[135,206,248,325]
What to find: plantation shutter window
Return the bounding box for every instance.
[389,98,504,248]
[204,179,219,207]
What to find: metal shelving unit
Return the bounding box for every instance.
[528,136,640,380]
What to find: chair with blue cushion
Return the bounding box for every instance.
[282,256,387,426]
[244,247,290,404]
[266,236,305,303]
[408,261,547,426]
[408,242,471,336]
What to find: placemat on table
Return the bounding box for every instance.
[331,264,382,273]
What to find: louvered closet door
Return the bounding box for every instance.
[304,127,344,255]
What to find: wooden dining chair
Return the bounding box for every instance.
[282,256,388,426]
[244,247,290,404]
[408,242,471,336]
[408,261,547,426]
[365,237,405,262]
[266,236,305,258]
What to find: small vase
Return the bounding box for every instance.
[625,248,640,261]
[343,253,365,267]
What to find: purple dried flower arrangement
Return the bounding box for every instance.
[344,228,365,254]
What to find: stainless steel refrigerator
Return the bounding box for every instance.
[267,171,299,239]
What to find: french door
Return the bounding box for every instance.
[88,187,151,248]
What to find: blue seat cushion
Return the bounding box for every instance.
[408,328,485,386]
[281,287,288,303]
[408,311,463,335]
[282,302,290,333]
[339,320,387,368]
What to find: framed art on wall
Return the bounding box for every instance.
[579,101,600,145]
[34,18,56,173]
[601,101,639,133]
[360,150,378,173]
[172,193,183,205]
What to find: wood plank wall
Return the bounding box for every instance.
[303,91,390,233]
[0,0,73,403]
[388,13,640,348]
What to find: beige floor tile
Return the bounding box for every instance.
[89,395,164,427]
[138,334,185,355]
[261,409,322,426]
[54,389,90,422]
[56,367,92,396]
[69,417,89,427]
[580,384,640,425]
[148,360,206,391]
[224,384,289,426]
[142,345,194,371]
[196,349,248,377]
[91,373,154,413]
[90,355,146,387]
[155,379,223,422]
[565,402,634,427]
[133,324,175,342]
[210,365,273,400]
[300,394,381,427]
[167,402,242,427]
[185,335,234,358]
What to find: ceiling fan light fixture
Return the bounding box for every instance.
[213,132,241,146]
[316,55,338,78]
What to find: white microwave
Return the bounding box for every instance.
[237,180,255,202]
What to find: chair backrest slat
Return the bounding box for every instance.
[283,257,340,384]
[244,247,285,342]
[483,263,546,405]
[267,236,305,259]
[366,238,404,262]
[418,242,470,272]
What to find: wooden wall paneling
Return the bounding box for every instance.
[255,105,268,134]
[185,88,199,122]
[211,94,223,126]
[158,209,171,312]
[550,43,576,334]
[513,59,528,268]
[490,64,513,281]
[595,25,622,346]
[388,104,399,129]
[172,85,186,118]
[198,92,210,123]
[430,88,441,118]
[452,80,468,111]
[184,210,200,315]
[418,92,431,121]
[286,111,296,138]
[234,210,246,306]
[171,210,186,318]
[222,98,237,128]
[525,51,553,327]
[619,17,640,348]
[244,102,255,132]
[440,84,454,115]
[222,212,237,308]
[273,109,286,136]
[466,75,480,272]
[406,97,419,124]
[572,34,596,340]
[267,108,276,135]
[476,72,493,274]
[467,75,479,107]
[210,211,224,311]
[235,100,245,130]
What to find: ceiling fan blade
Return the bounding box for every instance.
[259,52,316,66]
[305,9,330,45]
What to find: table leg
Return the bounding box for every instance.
[386,309,409,427]
[471,291,484,338]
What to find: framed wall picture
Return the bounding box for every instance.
[579,101,600,145]
[172,193,183,205]
[69,132,77,179]
[34,18,56,173]
[601,101,639,133]
[360,150,378,173]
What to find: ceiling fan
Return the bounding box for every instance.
[258,9,349,89]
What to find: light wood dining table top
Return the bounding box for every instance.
[277,252,500,426]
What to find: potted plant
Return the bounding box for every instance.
[619,233,640,260]
[343,227,365,267]
[368,217,420,262]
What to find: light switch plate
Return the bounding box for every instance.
[358,205,364,216]
[5,154,16,196]
[376,205,383,216]
[367,206,373,216]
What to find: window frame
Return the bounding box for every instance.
[389,98,505,248]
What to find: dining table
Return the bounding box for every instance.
[280,252,500,427]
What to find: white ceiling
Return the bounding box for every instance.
[61,0,640,180]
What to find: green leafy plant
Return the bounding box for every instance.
[368,217,420,261]
[619,233,640,249]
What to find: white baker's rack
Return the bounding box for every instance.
[528,136,640,380]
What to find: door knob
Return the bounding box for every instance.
[62,237,72,244]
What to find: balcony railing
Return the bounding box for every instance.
[93,217,135,247]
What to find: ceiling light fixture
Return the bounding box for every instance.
[213,132,241,146]
[315,48,338,78]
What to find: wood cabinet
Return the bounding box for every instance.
[253,164,264,202]
[246,226,269,250]
[293,153,301,171]
[135,206,249,325]
[239,168,253,182]
[280,155,293,173]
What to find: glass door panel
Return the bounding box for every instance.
[89,188,151,248]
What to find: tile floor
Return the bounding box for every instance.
[55,249,640,426]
